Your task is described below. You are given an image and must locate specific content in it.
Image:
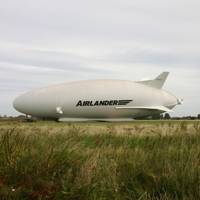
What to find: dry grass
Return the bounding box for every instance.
[0,120,199,200]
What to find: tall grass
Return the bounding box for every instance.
[0,121,199,200]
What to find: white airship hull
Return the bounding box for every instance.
[13,72,181,120]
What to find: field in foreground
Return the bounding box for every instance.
[0,121,199,200]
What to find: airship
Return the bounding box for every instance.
[13,72,182,121]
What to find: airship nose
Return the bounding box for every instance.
[13,95,23,113]
[13,93,30,114]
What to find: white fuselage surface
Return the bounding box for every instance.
[13,72,181,121]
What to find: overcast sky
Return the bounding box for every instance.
[0,0,199,117]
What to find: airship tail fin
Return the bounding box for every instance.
[139,72,169,89]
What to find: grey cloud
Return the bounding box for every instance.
[1,0,200,44]
[0,47,113,74]
[103,48,200,68]
[0,77,40,92]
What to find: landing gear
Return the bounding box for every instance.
[24,115,35,122]
[55,118,60,122]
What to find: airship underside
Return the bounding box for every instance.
[13,72,182,121]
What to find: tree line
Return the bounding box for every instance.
[0,114,200,121]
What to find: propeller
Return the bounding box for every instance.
[177,98,184,105]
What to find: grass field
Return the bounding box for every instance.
[0,120,199,200]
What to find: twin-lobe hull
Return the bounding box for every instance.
[13,76,179,120]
